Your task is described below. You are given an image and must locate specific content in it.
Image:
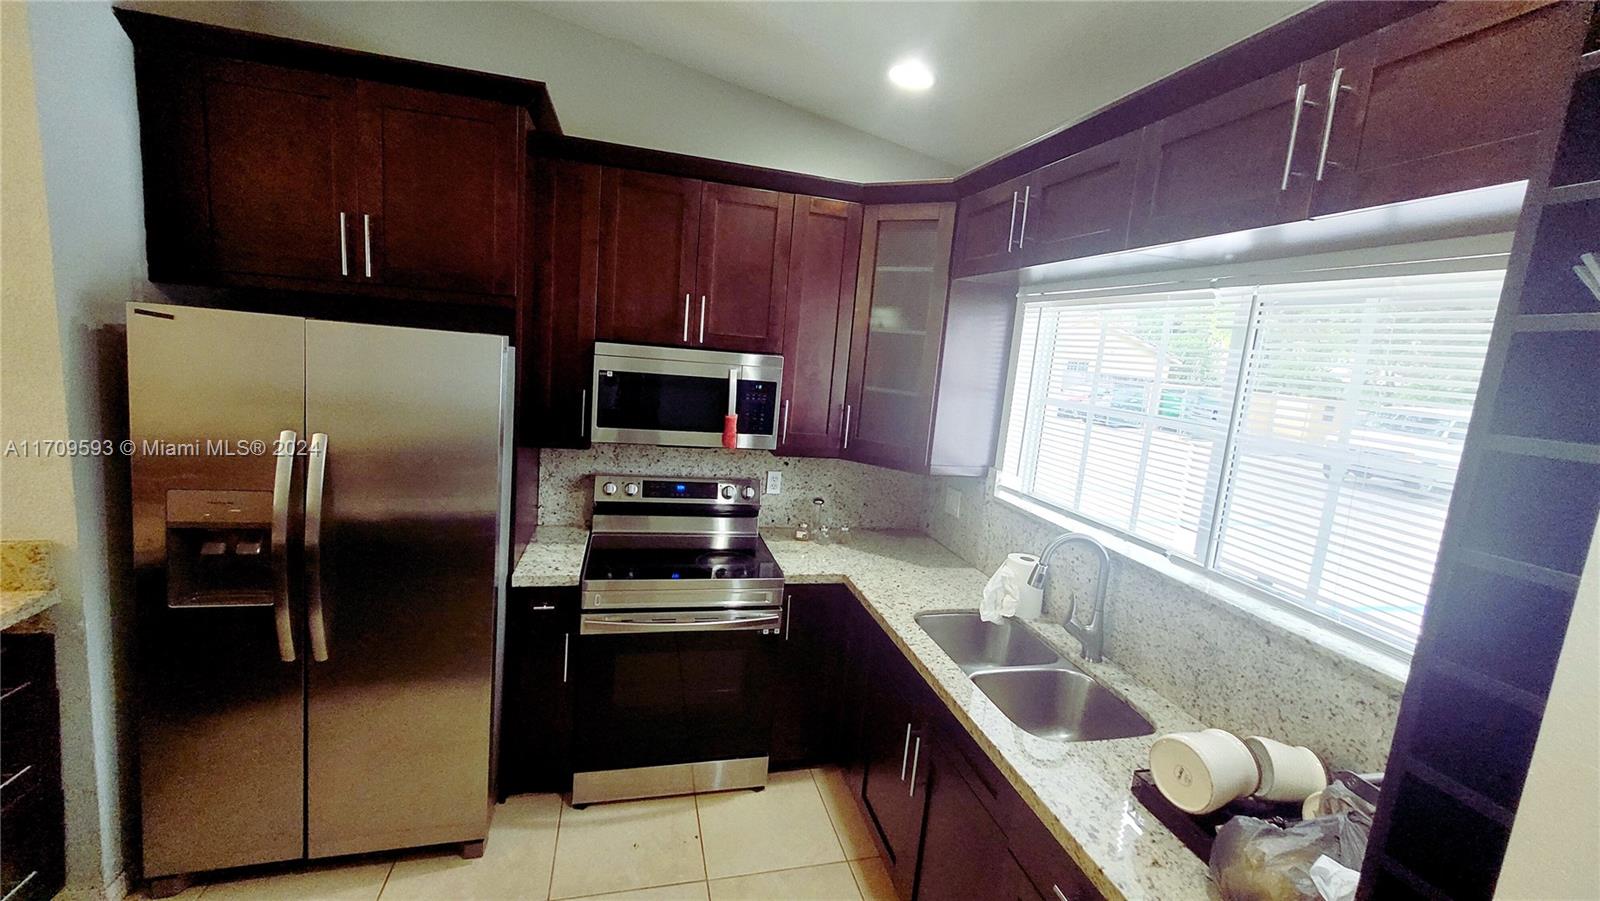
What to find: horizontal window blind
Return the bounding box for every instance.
[1212,272,1502,647]
[998,268,1506,651]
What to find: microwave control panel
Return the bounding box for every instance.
[735,380,776,435]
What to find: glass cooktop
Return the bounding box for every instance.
[582,534,782,582]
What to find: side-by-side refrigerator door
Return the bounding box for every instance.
[127,302,308,878]
[304,319,507,858]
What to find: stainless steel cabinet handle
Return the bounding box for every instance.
[781,399,791,445]
[1017,185,1031,247]
[784,596,792,640]
[579,389,588,438]
[305,432,330,662]
[699,296,707,343]
[1007,190,1019,251]
[1052,886,1070,901]
[683,295,692,342]
[907,735,922,797]
[362,214,373,278]
[338,213,349,276]
[562,633,570,683]
[1280,82,1310,191]
[899,723,912,781]
[0,765,32,792]
[842,404,852,450]
[270,429,298,662]
[1315,68,1350,181]
[2,870,37,901]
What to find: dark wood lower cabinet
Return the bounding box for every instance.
[0,633,67,901]
[497,587,575,799]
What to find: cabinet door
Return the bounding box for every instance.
[952,177,1027,278]
[1018,131,1140,266]
[919,749,1038,901]
[524,158,601,448]
[497,589,575,797]
[844,203,958,473]
[696,184,794,352]
[779,197,862,457]
[1130,54,1333,247]
[1312,1,1584,215]
[597,169,703,346]
[770,586,846,769]
[860,655,933,899]
[190,59,359,284]
[357,83,520,296]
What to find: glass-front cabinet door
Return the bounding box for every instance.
[844,202,957,472]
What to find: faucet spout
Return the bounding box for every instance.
[1026,532,1113,662]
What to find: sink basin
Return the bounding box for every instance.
[971,669,1155,742]
[915,612,1060,671]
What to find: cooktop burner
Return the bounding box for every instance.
[583,534,781,583]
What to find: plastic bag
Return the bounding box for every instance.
[1210,779,1379,900]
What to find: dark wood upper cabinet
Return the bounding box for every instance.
[137,56,359,287]
[1130,53,1335,248]
[122,13,544,305]
[1017,130,1141,267]
[596,169,703,346]
[523,158,601,448]
[696,184,794,353]
[952,176,1029,278]
[779,197,861,457]
[1312,1,1584,216]
[844,203,957,473]
[357,83,520,296]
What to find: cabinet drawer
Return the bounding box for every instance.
[1,781,65,901]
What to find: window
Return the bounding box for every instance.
[997,267,1507,651]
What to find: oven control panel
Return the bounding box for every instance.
[593,475,760,506]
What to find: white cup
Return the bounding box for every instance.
[1149,729,1259,815]
[1244,736,1328,802]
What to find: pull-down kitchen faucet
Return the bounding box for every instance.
[1026,533,1113,662]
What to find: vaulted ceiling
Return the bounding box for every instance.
[533,1,1317,171]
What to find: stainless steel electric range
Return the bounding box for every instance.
[570,474,785,806]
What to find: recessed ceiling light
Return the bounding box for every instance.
[887,59,934,92]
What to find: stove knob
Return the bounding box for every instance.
[602,481,618,496]
[624,482,640,496]
[720,485,736,499]
[741,486,756,500]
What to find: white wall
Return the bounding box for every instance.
[24,0,147,893]
[1497,515,1600,899]
[124,0,957,182]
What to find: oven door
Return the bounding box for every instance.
[570,609,780,803]
[591,348,781,450]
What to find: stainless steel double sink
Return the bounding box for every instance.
[915,611,1154,742]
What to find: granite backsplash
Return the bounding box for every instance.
[922,475,1405,773]
[536,445,932,530]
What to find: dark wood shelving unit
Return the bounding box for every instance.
[1357,6,1600,899]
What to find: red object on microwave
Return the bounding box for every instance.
[722,414,738,448]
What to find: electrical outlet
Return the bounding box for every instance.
[765,471,782,495]
[943,485,961,518]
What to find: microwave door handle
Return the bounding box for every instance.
[270,430,298,662]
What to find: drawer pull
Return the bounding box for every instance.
[0,681,31,703]
[1052,885,1069,901]
[0,765,33,793]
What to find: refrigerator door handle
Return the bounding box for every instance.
[305,432,331,662]
[271,429,298,662]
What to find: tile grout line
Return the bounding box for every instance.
[373,860,395,900]
[546,796,565,901]
[691,790,712,886]
[809,768,877,864]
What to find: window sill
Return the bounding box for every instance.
[991,487,1411,691]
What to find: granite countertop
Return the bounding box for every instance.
[512,527,1214,900]
[0,589,62,631]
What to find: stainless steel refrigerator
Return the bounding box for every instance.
[127,302,513,886]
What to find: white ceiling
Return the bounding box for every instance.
[533,1,1317,172]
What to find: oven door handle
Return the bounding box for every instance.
[580,610,782,635]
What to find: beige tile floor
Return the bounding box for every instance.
[135,768,895,901]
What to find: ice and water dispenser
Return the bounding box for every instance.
[164,488,276,607]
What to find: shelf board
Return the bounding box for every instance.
[1544,179,1600,206]
[1401,758,1516,828]
[1480,433,1600,465]
[862,385,921,397]
[1455,548,1581,593]
[869,326,927,337]
[875,265,934,273]
[1425,654,1547,716]
[1511,312,1600,333]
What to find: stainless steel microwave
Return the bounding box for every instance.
[591,343,784,450]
